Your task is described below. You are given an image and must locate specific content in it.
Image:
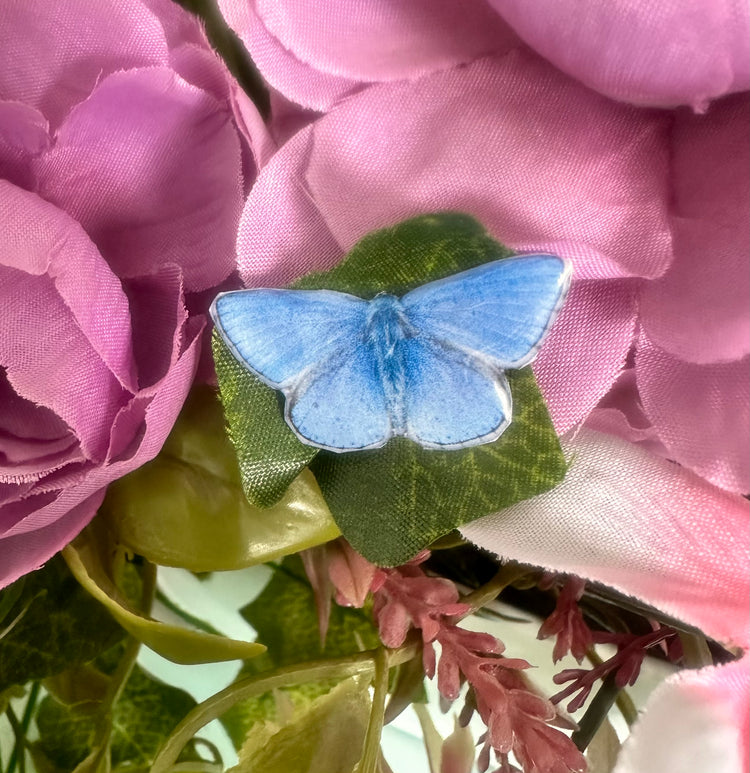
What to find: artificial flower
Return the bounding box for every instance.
[0,0,250,588]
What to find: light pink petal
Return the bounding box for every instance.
[0,0,169,128]
[217,0,360,111]
[253,0,518,82]
[486,0,750,109]
[0,315,203,587]
[0,101,50,189]
[461,428,750,649]
[34,67,243,292]
[636,331,749,493]
[533,280,637,433]
[613,659,749,773]
[237,126,343,287]
[238,53,672,284]
[304,52,673,280]
[641,94,750,364]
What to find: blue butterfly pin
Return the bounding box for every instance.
[210,255,571,453]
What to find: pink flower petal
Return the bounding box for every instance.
[217,0,360,111]
[34,67,244,292]
[461,428,750,649]
[0,0,169,129]
[303,52,672,280]
[238,52,672,284]
[0,101,50,189]
[0,315,203,588]
[486,0,750,109]
[533,280,637,433]
[641,94,750,364]
[0,184,136,461]
[252,0,518,82]
[636,331,749,493]
[613,659,749,773]
[0,371,82,484]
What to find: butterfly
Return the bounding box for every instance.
[210,254,571,453]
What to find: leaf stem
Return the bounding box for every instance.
[457,563,531,616]
[357,648,390,773]
[571,673,621,751]
[678,631,713,668]
[152,643,419,773]
[585,648,637,725]
[5,705,24,773]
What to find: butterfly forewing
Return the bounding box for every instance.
[211,289,369,387]
[402,255,570,369]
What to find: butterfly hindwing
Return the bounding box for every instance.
[402,255,570,368]
[211,289,369,387]
[400,336,511,449]
[287,341,391,451]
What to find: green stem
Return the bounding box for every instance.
[5,706,24,773]
[457,563,531,616]
[679,631,713,668]
[152,644,419,773]
[571,673,621,751]
[357,648,390,773]
[585,648,637,726]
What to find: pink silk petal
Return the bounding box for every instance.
[217,0,360,111]
[486,0,750,109]
[34,67,243,292]
[0,373,82,484]
[461,428,750,649]
[253,0,518,82]
[123,265,188,390]
[0,0,169,129]
[613,659,749,773]
[636,331,749,493]
[303,52,672,281]
[237,53,672,284]
[533,280,637,433]
[237,126,343,287]
[0,314,203,588]
[0,185,139,462]
[0,101,50,190]
[0,182,137,392]
[641,94,750,364]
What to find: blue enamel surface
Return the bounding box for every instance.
[210,254,570,452]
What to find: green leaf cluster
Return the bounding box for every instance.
[221,557,380,748]
[213,212,568,565]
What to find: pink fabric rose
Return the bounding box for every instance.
[0,0,252,587]
[226,23,749,770]
[217,0,749,111]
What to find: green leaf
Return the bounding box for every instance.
[213,337,318,508]
[228,677,371,773]
[0,556,124,693]
[34,665,203,770]
[104,387,339,571]
[63,524,265,665]
[214,212,567,565]
[221,557,380,748]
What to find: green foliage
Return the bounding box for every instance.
[228,677,371,773]
[104,387,338,571]
[212,342,318,508]
[221,557,380,748]
[33,664,202,770]
[0,556,124,693]
[213,212,568,565]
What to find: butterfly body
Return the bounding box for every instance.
[211,255,571,453]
